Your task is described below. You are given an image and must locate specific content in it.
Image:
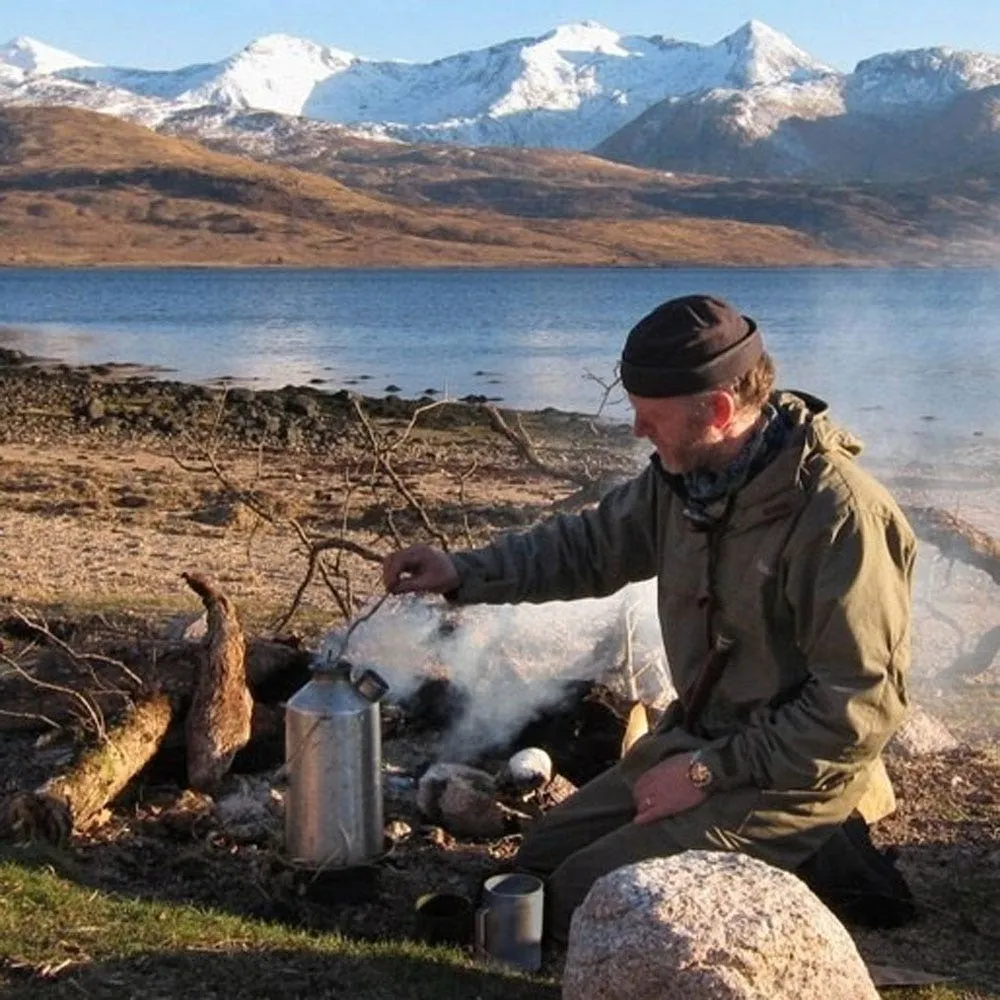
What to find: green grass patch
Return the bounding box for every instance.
[0,859,557,999]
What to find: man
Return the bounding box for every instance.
[382,294,915,939]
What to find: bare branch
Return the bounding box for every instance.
[351,396,451,550]
[482,404,593,488]
[385,397,452,455]
[0,652,105,741]
[9,610,143,691]
[582,365,623,420]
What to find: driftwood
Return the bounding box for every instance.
[182,572,253,791]
[903,504,1000,586]
[0,691,174,844]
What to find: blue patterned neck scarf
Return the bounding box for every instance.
[681,403,788,527]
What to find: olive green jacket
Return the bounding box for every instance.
[450,392,914,846]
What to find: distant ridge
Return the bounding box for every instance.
[0,105,855,267]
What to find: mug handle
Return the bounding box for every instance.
[475,906,490,959]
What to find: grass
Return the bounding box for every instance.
[1,855,996,999]
[0,857,558,999]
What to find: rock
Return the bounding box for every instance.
[284,392,321,419]
[497,747,553,793]
[85,397,105,423]
[214,775,283,843]
[563,851,879,1000]
[886,706,961,758]
[417,762,506,839]
[163,612,208,642]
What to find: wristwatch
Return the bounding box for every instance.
[687,750,715,791]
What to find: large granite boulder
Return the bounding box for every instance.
[563,851,878,1000]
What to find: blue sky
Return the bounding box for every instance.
[2,0,997,71]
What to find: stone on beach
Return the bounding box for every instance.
[887,705,961,758]
[563,851,879,1000]
[416,762,507,839]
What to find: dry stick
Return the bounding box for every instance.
[582,367,623,421]
[622,603,639,704]
[383,397,453,455]
[0,707,62,730]
[350,396,451,550]
[482,404,594,488]
[273,532,384,634]
[331,591,392,664]
[10,610,143,691]
[0,651,105,741]
[173,428,367,631]
[452,458,479,548]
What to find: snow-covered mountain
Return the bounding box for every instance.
[0,36,95,78]
[40,21,835,149]
[1,23,1000,181]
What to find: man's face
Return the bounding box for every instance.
[628,392,720,474]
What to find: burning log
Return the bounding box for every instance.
[182,572,253,792]
[903,504,1000,585]
[0,691,175,844]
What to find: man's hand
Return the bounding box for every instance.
[632,753,707,825]
[382,545,460,595]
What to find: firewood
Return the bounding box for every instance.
[182,572,253,792]
[0,691,174,844]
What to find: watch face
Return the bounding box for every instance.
[689,759,713,788]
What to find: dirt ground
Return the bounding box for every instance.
[0,356,998,994]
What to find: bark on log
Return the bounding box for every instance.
[903,505,1000,586]
[0,691,174,843]
[182,572,253,792]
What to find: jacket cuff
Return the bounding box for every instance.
[447,552,513,605]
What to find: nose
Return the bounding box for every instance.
[632,413,646,439]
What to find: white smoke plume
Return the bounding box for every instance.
[318,583,673,762]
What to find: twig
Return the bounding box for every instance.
[332,592,391,663]
[9,611,143,691]
[582,366,623,420]
[0,708,62,730]
[482,404,593,487]
[451,458,479,548]
[351,396,451,550]
[0,652,105,741]
[384,398,452,455]
[272,532,384,633]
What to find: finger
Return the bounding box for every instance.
[633,774,652,803]
[633,804,660,826]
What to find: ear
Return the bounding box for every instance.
[706,390,737,429]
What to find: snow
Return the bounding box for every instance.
[847,47,1000,114]
[1,23,998,169]
[0,36,95,76]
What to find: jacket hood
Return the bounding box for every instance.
[776,390,863,461]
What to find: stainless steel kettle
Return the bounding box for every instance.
[284,656,389,869]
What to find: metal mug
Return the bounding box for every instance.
[475,872,544,972]
[415,892,474,946]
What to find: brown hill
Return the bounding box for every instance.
[168,109,1000,264]
[0,106,844,267]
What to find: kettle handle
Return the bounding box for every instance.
[355,668,389,703]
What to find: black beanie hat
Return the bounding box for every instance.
[620,294,763,398]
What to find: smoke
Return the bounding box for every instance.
[318,584,673,762]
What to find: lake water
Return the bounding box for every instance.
[1,267,998,468]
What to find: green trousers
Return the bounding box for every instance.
[514,732,867,941]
